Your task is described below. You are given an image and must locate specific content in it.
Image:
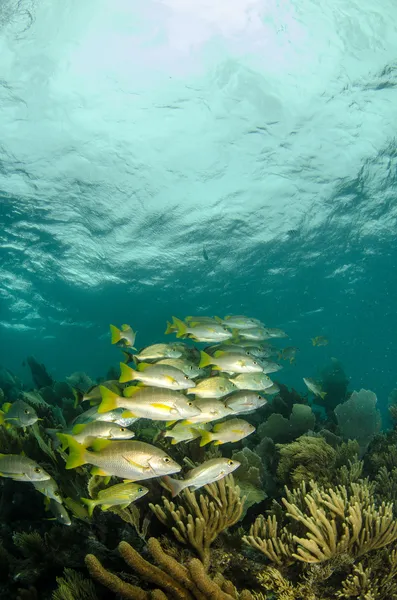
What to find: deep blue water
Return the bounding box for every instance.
[1,0,397,419]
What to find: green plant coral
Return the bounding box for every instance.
[52,568,98,600]
[276,435,336,488]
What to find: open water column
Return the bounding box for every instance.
[1,1,397,598]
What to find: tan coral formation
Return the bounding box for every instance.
[243,479,397,564]
[86,537,254,600]
[149,474,244,570]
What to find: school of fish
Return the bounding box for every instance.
[0,314,328,524]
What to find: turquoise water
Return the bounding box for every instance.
[1,0,397,411]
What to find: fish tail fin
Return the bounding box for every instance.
[290,358,296,365]
[122,351,134,364]
[164,321,176,335]
[56,432,75,451]
[320,391,327,399]
[65,438,87,470]
[162,475,186,498]
[119,362,135,384]
[192,427,213,447]
[81,497,96,517]
[172,317,187,339]
[311,338,317,346]
[72,387,84,408]
[199,351,213,369]
[110,324,122,345]
[97,386,119,413]
[214,316,223,324]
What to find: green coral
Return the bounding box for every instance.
[276,435,336,488]
[258,404,316,443]
[52,568,98,600]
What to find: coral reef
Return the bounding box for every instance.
[334,389,381,456]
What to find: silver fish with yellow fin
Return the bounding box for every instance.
[110,324,137,348]
[187,376,237,399]
[65,438,181,481]
[199,351,264,374]
[0,454,50,482]
[0,400,38,428]
[193,418,255,446]
[57,421,135,450]
[119,362,195,390]
[33,477,63,503]
[223,390,268,414]
[81,482,148,517]
[161,457,240,497]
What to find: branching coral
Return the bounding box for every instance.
[86,537,254,599]
[52,568,98,600]
[149,475,244,570]
[243,479,397,565]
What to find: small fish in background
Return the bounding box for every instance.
[81,482,148,517]
[278,346,299,364]
[199,350,264,374]
[110,324,137,348]
[265,327,288,339]
[202,246,209,261]
[132,343,183,362]
[0,454,51,482]
[312,336,329,347]
[236,327,273,341]
[193,418,256,446]
[178,398,233,425]
[163,422,211,445]
[45,498,72,526]
[56,421,135,450]
[0,400,38,428]
[161,457,240,497]
[72,380,122,408]
[168,317,233,343]
[215,315,264,329]
[187,376,237,399]
[228,372,274,390]
[303,377,327,399]
[156,358,205,380]
[263,382,280,395]
[223,390,268,414]
[33,477,63,504]
[119,362,195,390]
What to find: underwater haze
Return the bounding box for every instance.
[1,0,397,405]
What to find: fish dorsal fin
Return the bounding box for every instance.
[123,386,141,398]
[2,403,12,414]
[137,362,151,372]
[72,423,87,434]
[213,351,226,358]
[212,423,222,432]
[91,439,112,452]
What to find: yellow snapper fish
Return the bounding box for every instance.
[0,400,38,428]
[81,482,148,517]
[169,317,233,343]
[194,418,256,446]
[178,398,233,425]
[133,343,183,362]
[119,362,195,391]
[228,372,274,390]
[303,377,327,399]
[71,406,139,428]
[33,477,63,504]
[215,315,264,330]
[45,498,71,526]
[312,336,329,347]
[161,457,240,497]
[237,327,273,341]
[65,438,181,480]
[204,343,253,357]
[163,422,211,445]
[187,376,237,399]
[223,391,268,414]
[0,454,51,482]
[63,497,90,521]
[156,358,205,380]
[57,421,135,450]
[72,380,122,408]
[233,341,277,359]
[265,327,288,339]
[278,346,299,364]
[110,324,137,348]
[199,351,264,374]
[98,386,200,421]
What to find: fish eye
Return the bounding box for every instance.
[188,402,194,406]
[227,460,234,466]
[138,487,143,492]
[184,375,189,380]
[257,395,262,399]
[120,427,126,431]
[163,457,171,463]
[253,361,257,365]
[34,467,41,473]
[24,409,30,414]
[54,491,60,496]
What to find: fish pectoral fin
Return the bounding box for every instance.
[150,403,172,411]
[165,376,177,384]
[122,455,149,470]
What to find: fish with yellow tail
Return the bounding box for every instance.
[193,418,255,446]
[187,376,237,399]
[163,422,211,445]
[312,336,329,347]
[33,477,63,504]
[119,362,195,390]
[56,420,135,450]
[215,315,264,329]
[161,457,240,497]
[81,482,148,517]
[303,377,327,399]
[223,390,268,414]
[72,380,122,408]
[110,324,137,348]
[199,350,264,374]
[98,386,200,421]
[178,398,233,426]
[65,438,181,481]
[168,317,233,343]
